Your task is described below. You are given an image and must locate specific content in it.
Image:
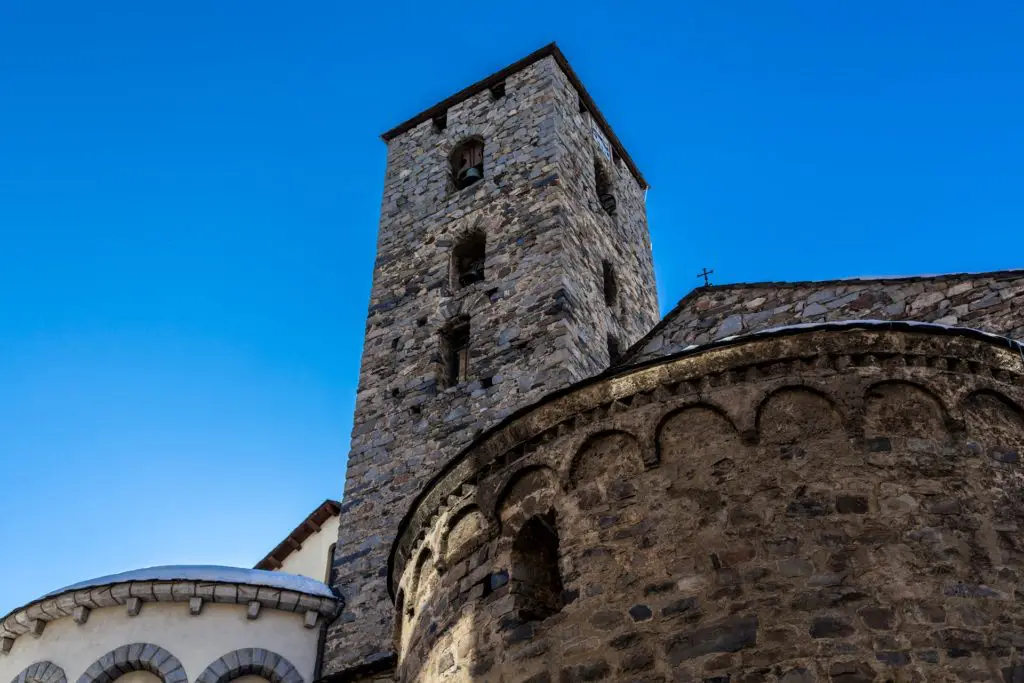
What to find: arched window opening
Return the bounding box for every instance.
[451,231,486,288]
[325,542,337,583]
[607,334,622,365]
[602,260,618,307]
[440,317,471,387]
[511,512,564,622]
[594,157,616,216]
[451,139,485,191]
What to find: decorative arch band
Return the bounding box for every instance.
[76,644,185,683]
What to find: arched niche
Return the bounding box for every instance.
[864,381,949,441]
[496,465,559,524]
[569,430,642,489]
[441,505,487,565]
[76,644,186,683]
[656,404,741,465]
[195,649,303,683]
[757,386,846,445]
[962,390,1024,462]
[509,511,565,624]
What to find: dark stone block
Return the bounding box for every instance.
[620,648,655,672]
[990,448,1019,464]
[645,580,676,595]
[827,661,874,682]
[858,606,894,630]
[916,650,939,664]
[779,668,814,683]
[875,650,910,667]
[704,678,730,683]
[810,616,855,638]
[866,437,891,452]
[559,660,611,683]
[506,623,535,644]
[938,627,984,653]
[944,583,999,598]
[665,614,758,664]
[836,495,869,514]
[927,498,962,515]
[468,656,494,675]
[523,673,551,683]
[592,610,623,630]
[610,633,641,649]
[786,494,831,517]
[629,604,653,622]
[662,597,699,618]
[488,570,510,591]
[1003,665,1024,683]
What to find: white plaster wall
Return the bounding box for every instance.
[277,515,340,583]
[0,601,318,683]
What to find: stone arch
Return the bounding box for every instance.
[409,548,437,606]
[756,386,846,445]
[195,649,303,683]
[568,430,643,489]
[495,465,560,523]
[962,390,1024,463]
[864,380,950,441]
[76,644,185,683]
[440,504,488,565]
[655,404,741,465]
[11,662,66,683]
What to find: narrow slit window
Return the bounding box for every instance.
[451,231,486,288]
[602,260,618,307]
[451,138,485,191]
[441,317,471,387]
[432,112,447,133]
[594,157,616,216]
[511,512,565,623]
[489,80,506,99]
[607,334,622,365]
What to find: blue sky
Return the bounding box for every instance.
[1,0,1022,613]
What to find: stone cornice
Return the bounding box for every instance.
[0,570,340,652]
[388,322,1024,596]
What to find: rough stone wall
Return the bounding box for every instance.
[326,55,657,674]
[392,327,1024,682]
[627,271,1024,366]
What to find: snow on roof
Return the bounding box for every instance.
[44,564,335,599]
[673,319,1024,355]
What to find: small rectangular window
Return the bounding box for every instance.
[489,80,506,99]
[441,319,471,387]
[432,112,447,133]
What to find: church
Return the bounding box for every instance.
[4,43,1024,683]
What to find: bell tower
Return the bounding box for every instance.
[323,43,659,678]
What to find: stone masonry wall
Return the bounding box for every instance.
[325,54,658,675]
[391,326,1024,682]
[627,271,1024,366]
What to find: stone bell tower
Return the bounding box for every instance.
[323,43,659,678]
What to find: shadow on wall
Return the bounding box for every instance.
[390,333,1024,682]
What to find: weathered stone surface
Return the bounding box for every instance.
[326,49,658,675]
[387,327,1024,682]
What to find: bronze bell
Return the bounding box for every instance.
[459,166,483,184]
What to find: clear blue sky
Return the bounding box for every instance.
[1,0,1022,613]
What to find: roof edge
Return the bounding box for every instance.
[379,42,648,189]
[620,267,1024,365]
[387,319,1024,598]
[255,499,341,571]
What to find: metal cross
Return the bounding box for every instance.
[697,267,714,287]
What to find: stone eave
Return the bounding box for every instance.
[387,320,1024,597]
[0,566,340,653]
[255,499,341,571]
